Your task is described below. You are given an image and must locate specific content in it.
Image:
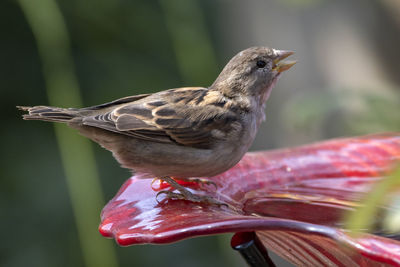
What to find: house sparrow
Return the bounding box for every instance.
[18,46,295,204]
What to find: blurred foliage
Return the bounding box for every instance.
[280,0,323,8]
[384,193,400,233]
[159,0,219,84]
[18,0,118,266]
[345,166,400,235]
[1,0,400,266]
[283,88,400,138]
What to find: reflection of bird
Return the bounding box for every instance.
[18,47,295,204]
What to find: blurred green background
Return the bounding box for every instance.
[1,0,400,266]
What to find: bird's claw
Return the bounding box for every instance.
[184,178,218,190]
[156,189,226,207]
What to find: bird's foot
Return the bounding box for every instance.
[179,177,218,189]
[155,176,225,206]
[156,190,225,206]
[151,176,217,191]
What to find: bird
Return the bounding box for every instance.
[18,46,295,204]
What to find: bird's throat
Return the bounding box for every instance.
[259,73,280,106]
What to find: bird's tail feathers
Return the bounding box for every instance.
[17,105,79,123]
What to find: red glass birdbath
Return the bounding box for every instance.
[99,133,400,266]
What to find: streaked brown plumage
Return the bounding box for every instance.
[18,46,295,204]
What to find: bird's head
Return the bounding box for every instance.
[211,46,296,104]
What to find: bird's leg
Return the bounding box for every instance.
[177,177,217,189]
[151,176,217,190]
[156,176,224,206]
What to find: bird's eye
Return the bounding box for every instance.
[256,60,266,68]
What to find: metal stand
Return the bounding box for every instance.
[231,232,276,267]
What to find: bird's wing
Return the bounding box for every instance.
[81,87,242,149]
[81,93,151,110]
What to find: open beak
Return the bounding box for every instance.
[272,49,296,73]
